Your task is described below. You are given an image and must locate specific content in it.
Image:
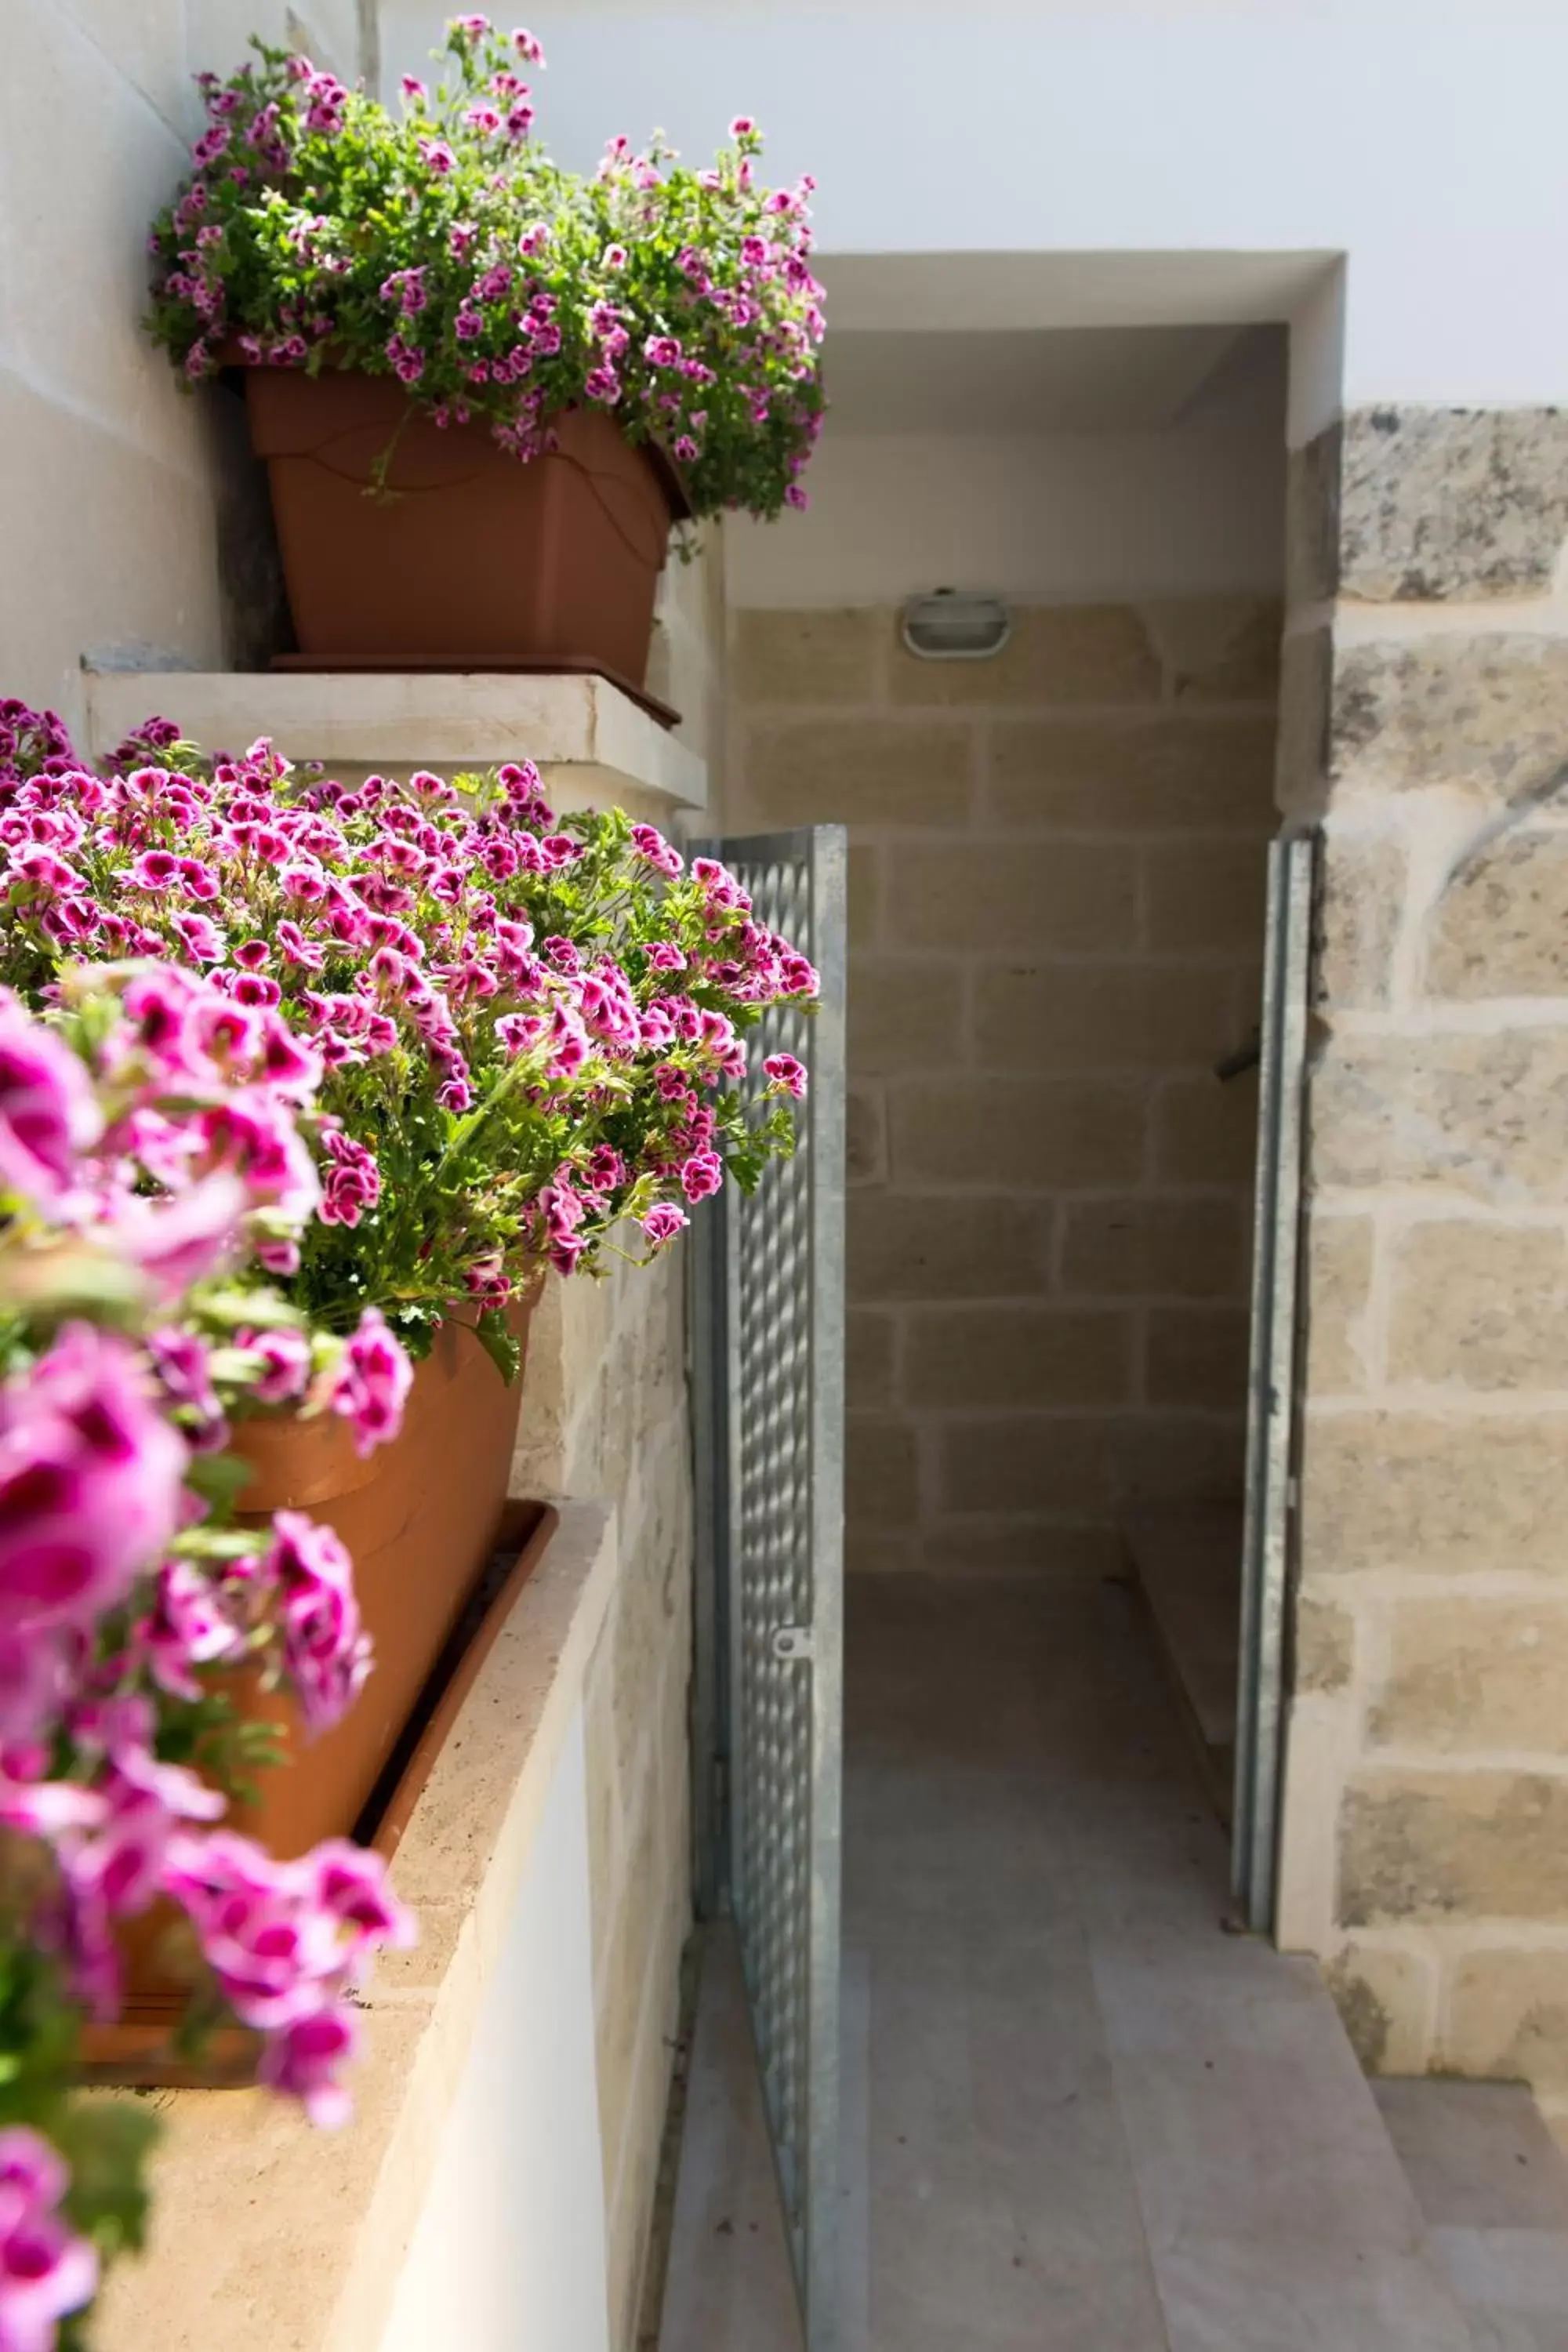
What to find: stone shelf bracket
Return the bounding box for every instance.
[82,669,710,818]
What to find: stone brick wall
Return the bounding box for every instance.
[724,600,1280,1576]
[510,1250,692,2347]
[1275,408,1568,2140]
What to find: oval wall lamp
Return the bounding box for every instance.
[900,587,1011,661]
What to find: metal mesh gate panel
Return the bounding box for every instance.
[693,826,846,2347]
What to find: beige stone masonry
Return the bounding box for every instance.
[1279,404,1568,2138]
[726,596,1279,1577]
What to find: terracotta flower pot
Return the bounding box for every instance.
[226,1301,537,1861]
[82,1498,558,2085]
[238,367,688,688]
[93,1304,535,2031]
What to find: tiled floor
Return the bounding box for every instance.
[1374,2081,1568,2351]
[659,1573,1479,2351]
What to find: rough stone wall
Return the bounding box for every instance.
[510,1249,693,2348]
[1276,407,1568,2141]
[725,601,1280,1576]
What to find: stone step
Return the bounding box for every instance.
[1120,1498,1243,1823]
[1374,2079,1568,2351]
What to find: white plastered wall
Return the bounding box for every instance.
[376,1706,612,2352]
[726,330,1286,611]
[1,1,365,732]
[382,0,1568,434]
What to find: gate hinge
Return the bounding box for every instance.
[771,1624,815,1663]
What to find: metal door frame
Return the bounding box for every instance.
[688,825,846,2347]
[1232,829,1316,1933]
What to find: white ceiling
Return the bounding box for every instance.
[818,323,1250,435]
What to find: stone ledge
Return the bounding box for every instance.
[95,1497,619,2352]
[82,670,709,812]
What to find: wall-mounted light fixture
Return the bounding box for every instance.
[900,587,1011,661]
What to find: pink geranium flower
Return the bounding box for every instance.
[325,1308,413,1459]
[265,1511,370,1733]
[0,993,101,1210]
[0,2129,98,2349]
[0,1325,187,1645]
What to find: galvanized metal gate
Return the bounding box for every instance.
[1232,831,1316,1933]
[690,826,847,2347]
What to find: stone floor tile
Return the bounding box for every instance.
[1374,2078,1568,2232]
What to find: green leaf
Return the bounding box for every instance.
[181,1449,255,1515]
[474,1306,522,1385]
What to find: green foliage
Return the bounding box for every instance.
[145,20,825,523]
[0,1943,158,2331]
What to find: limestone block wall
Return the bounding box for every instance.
[724,600,1280,1577]
[1275,408,1568,2137]
[2,1,366,724]
[511,1249,693,2348]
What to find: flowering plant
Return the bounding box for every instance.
[145,15,826,520]
[0,702,814,1372]
[0,967,416,2347]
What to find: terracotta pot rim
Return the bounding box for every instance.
[233,1290,538,1515]
[213,346,693,522]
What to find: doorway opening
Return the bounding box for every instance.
[724,315,1292,1849]
[667,311,1399,2352]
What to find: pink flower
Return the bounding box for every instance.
[265,1511,369,1733]
[239,1326,313,1404]
[0,1632,71,1747]
[630,823,682,880]
[125,849,180,892]
[679,1150,724,1203]
[0,1326,187,1642]
[163,1829,412,2085]
[325,1308,412,1459]
[641,1203,688,1247]
[43,1735,227,2015]
[0,2128,98,2349]
[764,1052,808,1099]
[0,994,101,1210]
[107,1172,248,1301]
[146,1327,227,1452]
[463,1254,511,1301]
[495,1011,543,1057]
[257,2002,360,2128]
[691,856,750,912]
[276,920,325,971]
[318,1129,380,1229]
[310,1837,415,1958]
[162,1833,344,2031]
[140,1557,249,1702]
[172,910,226,962]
